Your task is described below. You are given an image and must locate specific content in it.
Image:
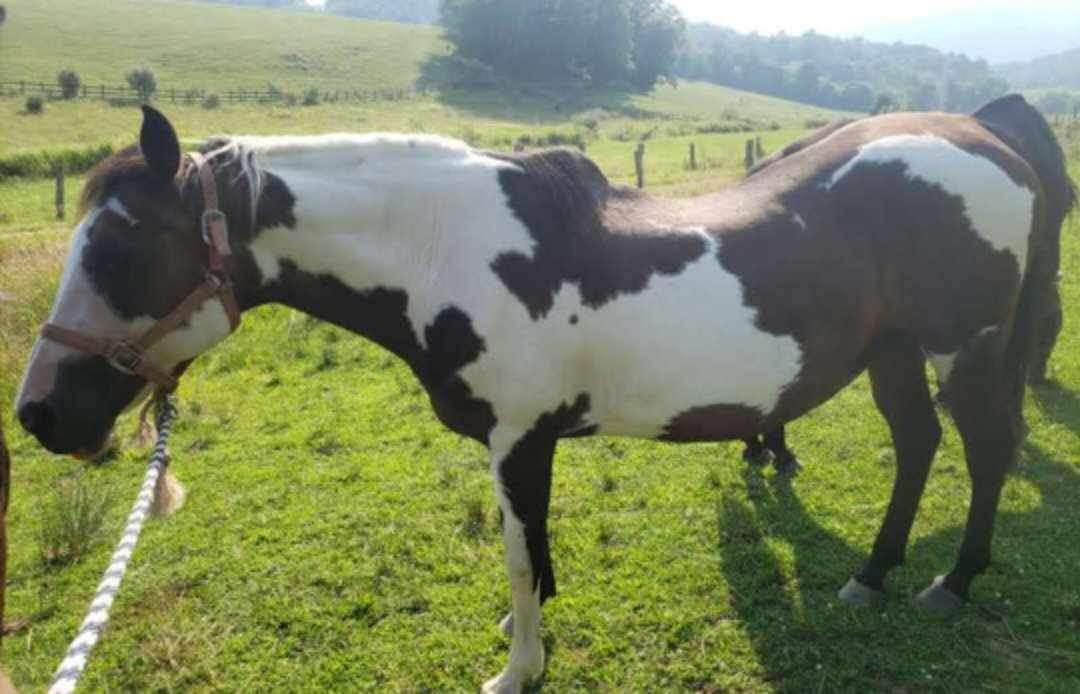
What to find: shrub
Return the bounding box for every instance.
[24,95,44,114]
[302,87,320,106]
[57,69,81,99]
[282,92,298,107]
[201,93,221,110]
[125,66,157,101]
[0,5,6,26]
[0,143,114,179]
[38,473,115,567]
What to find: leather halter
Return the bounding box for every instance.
[40,152,242,392]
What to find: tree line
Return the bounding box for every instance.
[676,24,1010,113]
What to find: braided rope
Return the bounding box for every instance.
[48,395,177,694]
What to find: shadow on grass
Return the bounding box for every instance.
[416,55,645,124]
[1031,378,1080,431]
[716,425,1080,691]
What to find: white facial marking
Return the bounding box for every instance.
[791,213,807,230]
[105,197,138,226]
[828,134,1035,269]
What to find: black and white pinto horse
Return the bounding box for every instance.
[16,96,1075,692]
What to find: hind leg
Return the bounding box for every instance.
[1028,282,1062,384]
[742,435,770,466]
[840,334,941,605]
[763,427,801,475]
[916,328,1024,610]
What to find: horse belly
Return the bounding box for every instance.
[464,239,806,441]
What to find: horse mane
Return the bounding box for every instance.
[80,138,264,231]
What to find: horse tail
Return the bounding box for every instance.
[974,94,1077,386]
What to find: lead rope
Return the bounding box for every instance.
[48,394,178,694]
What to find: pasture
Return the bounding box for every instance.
[1,0,1079,691]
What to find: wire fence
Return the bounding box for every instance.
[0,79,424,105]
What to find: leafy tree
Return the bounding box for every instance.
[871,93,899,115]
[126,67,157,101]
[57,69,81,100]
[438,0,684,90]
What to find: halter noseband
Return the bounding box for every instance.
[40,152,242,392]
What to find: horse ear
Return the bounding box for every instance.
[139,105,181,182]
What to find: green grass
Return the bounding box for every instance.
[0,143,1077,693]
[0,0,443,93]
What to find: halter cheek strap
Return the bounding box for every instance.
[40,152,242,391]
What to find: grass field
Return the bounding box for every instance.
[0,0,443,93]
[1,0,1079,691]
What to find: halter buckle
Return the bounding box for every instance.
[105,341,144,375]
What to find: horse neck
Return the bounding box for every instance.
[238,136,513,365]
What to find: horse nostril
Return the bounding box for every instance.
[18,400,55,440]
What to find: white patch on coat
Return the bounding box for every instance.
[791,213,807,230]
[828,134,1035,269]
[247,136,805,437]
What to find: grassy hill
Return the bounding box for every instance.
[0,0,444,91]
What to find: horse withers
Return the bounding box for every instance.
[15,96,1075,692]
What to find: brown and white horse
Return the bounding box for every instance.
[15,96,1074,692]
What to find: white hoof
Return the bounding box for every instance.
[482,669,530,694]
[499,612,513,637]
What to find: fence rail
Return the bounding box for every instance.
[0,80,423,104]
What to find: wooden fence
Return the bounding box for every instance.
[0,80,422,104]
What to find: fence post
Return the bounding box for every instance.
[100,84,105,99]
[744,139,755,171]
[634,143,646,189]
[689,142,697,171]
[755,136,764,159]
[55,167,65,220]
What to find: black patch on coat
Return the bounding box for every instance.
[420,307,497,443]
[257,262,496,444]
[500,393,593,602]
[490,149,707,319]
[36,355,145,455]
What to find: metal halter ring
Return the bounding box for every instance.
[104,341,145,375]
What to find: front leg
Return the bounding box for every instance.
[483,425,557,694]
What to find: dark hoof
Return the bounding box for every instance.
[915,575,965,612]
[743,446,772,467]
[774,455,802,476]
[838,577,885,606]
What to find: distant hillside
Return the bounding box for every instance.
[0,0,444,91]
[998,47,1080,91]
[862,4,1080,64]
[676,24,1008,113]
